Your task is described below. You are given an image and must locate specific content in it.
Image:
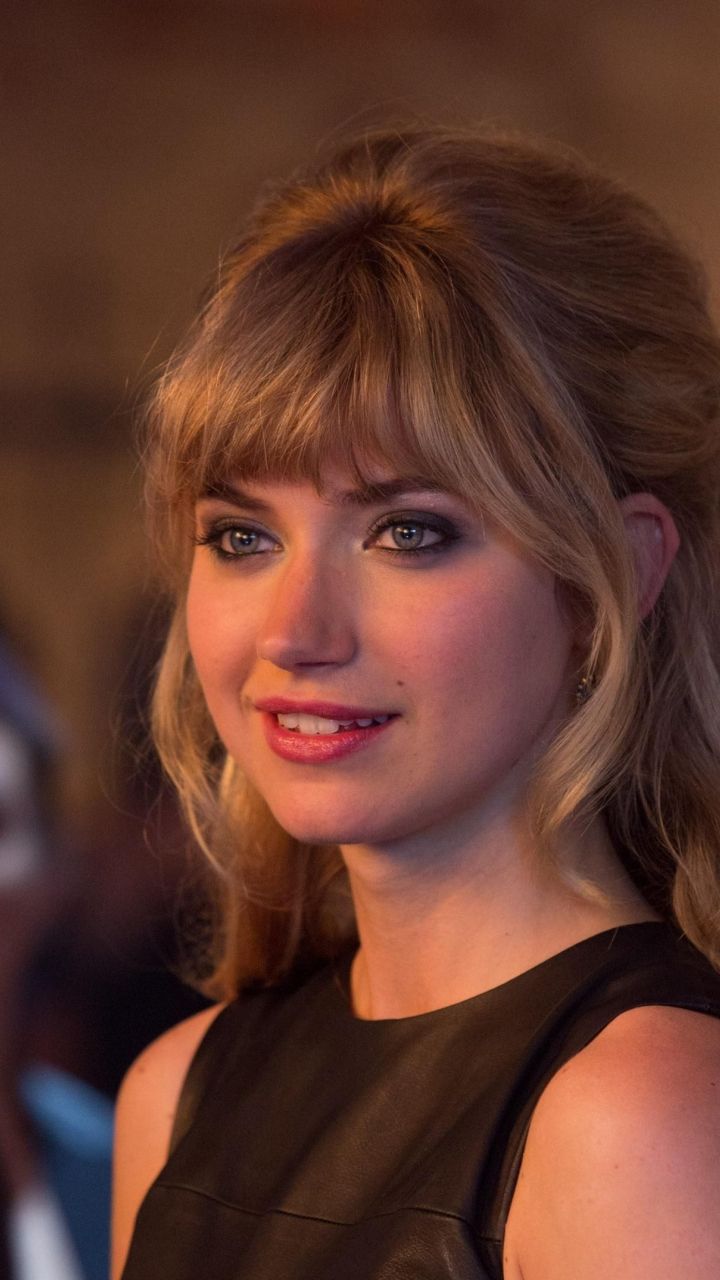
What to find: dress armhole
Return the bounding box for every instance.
[168,1002,238,1155]
[477,987,720,1260]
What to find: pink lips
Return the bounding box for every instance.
[254,698,398,764]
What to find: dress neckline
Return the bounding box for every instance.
[330,920,673,1027]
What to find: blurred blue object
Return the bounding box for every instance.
[21,1065,114,1280]
[0,638,61,758]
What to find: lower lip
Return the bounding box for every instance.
[260,712,396,763]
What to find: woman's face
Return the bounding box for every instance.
[186,469,579,851]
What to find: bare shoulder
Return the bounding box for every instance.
[111,1003,225,1280]
[505,1005,720,1280]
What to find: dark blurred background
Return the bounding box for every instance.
[0,0,719,1271]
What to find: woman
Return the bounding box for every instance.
[113,127,720,1279]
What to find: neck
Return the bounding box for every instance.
[342,814,659,1020]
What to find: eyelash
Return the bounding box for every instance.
[366,512,460,558]
[193,511,461,562]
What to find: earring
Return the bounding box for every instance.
[575,673,594,705]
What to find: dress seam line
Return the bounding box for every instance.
[153,1181,487,1230]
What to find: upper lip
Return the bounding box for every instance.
[254,697,397,720]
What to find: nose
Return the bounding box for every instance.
[256,554,357,670]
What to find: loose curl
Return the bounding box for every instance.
[144,126,720,998]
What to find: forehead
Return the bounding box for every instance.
[199,467,461,509]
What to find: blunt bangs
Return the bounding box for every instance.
[148,211,539,565]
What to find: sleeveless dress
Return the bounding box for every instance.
[121,922,720,1280]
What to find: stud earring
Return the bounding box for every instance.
[575,673,594,704]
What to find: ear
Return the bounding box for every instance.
[616,493,680,619]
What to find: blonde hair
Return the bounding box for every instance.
[145,126,720,997]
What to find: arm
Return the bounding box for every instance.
[504,1005,720,1280]
[111,1004,224,1280]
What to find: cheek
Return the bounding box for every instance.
[377,571,572,719]
[185,572,212,684]
[185,569,249,697]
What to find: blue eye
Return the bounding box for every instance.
[194,522,276,559]
[377,522,441,551]
[194,509,462,563]
[225,528,262,554]
[367,512,459,558]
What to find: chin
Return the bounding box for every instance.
[268,802,389,848]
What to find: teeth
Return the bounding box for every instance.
[277,713,339,734]
[277,713,300,730]
[276,713,391,734]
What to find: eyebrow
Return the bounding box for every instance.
[199,477,450,510]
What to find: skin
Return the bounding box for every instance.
[187,475,578,857]
[112,469,720,1278]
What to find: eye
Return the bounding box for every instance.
[366,512,460,557]
[376,521,441,551]
[194,520,278,560]
[222,528,267,555]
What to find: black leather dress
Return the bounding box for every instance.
[121,923,720,1279]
